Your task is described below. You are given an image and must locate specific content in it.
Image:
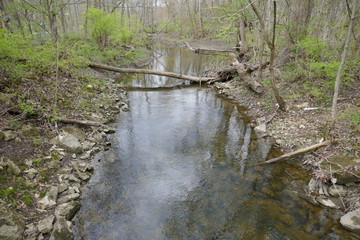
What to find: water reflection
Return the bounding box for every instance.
[73,46,355,240]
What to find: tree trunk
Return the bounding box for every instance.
[249,0,286,110]
[331,0,357,128]
[239,17,248,52]
[89,63,214,82]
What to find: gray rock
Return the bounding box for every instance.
[0,130,4,141]
[340,208,360,233]
[254,123,267,137]
[49,217,73,240]
[0,204,25,240]
[4,131,16,141]
[55,201,80,221]
[24,168,38,179]
[6,160,21,176]
[38,186,59,209]
[82,141,95,150]
[37,215,55,233]
[55,134,83,154]
[328,185,348,197]
[63,126,86,142]
[24,223,37,238]
[316,196,340,209]
[58,193,80,204]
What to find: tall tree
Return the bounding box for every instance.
[331,0,357,129]
[249,0,286,111]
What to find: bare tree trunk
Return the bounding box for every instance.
[249,0,286,110]
[239,17,248,52]
[331,0,357,128]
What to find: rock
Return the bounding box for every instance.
[294,102,309,109]
[0,130,4,141]
[340,208,360,233]
[6,160,21,176]
[77,162,93,172]
[24,223,37,238]
[82,141,95,151]
[316,196,340,209]
[49,217,73,240]
[4,131,16,141]
[58,174,80,184]
[20,125,40,137]
[320,156,360,184]
[55,201,80,221]
[63,126,86,142]
[55,133,83,154]
[58,193,80,204]
[37,215,55,233]
[24,168,38,179]
[76,171,90,181]
[79,151,91,160]
[254,123,267,137]
[103,128,116,134]
[328,185,348,197]
[38,186,59,209]
[0,204,25,240]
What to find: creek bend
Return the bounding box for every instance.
[73,45,353,239]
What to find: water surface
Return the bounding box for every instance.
[73,46,355,240]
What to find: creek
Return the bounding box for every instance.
[73,45,353,239]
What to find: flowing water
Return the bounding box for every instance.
[73,46,354,239]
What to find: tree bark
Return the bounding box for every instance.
[89,63,214,82]
[239,17,248,52]
[264,140,332,164]
[331,0,357,129]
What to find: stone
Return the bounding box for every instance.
[254,123,267,137]
[55,201,80,221]
[328,185,348,197]
[82,141,95,151]
[316,196,340,209]
[49,217,73,240]
[38,186,59,209]
[0,130,4,141]
[294,102,309,109]
[55,133,83,154]
[4,131,16,141]
[24,223,37,238]
[6,160,21,176]
[63,126,86,142]
[340,208,360,233]
[20,125,40,137]
[37,215,55,233]
[24,168,38,179]
[58,193,80,204]
[0,204,25,240]
[79,151,91,160]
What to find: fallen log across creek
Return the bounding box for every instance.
[89,60,268,93]
[89,63,214,82]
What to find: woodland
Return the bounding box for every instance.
[0,0,359,239]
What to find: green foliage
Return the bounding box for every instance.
[85,7,141,48]
[296,36,329,61]
[340,108,360,131]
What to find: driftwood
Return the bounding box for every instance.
[89,63,214,82]
[184,41,234,53]
[231,60,269,94]
[58,117,107,128]
[264,140,332,164]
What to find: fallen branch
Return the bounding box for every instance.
[89,63,215,82]
[232,59,268,93]
[264,140,332,164]
[184,41,234,53]
[57,117,107,128]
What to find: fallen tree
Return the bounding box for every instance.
[184,41,234,53]
[89,61,267,93]
[89,63,214,82]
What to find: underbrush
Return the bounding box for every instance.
[0,30,150,126]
